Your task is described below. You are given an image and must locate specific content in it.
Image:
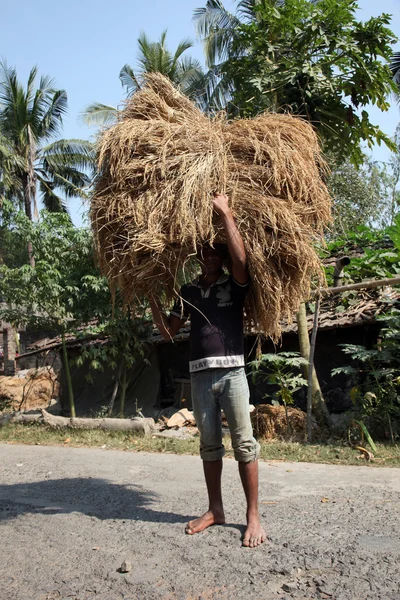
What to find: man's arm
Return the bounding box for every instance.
[149,297,186,341]
[212,193,249,285]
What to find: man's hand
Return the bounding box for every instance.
[212,193,231,217]
[148,295,185,341]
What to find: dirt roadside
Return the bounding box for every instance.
[0,443,399,600]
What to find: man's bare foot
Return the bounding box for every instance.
[242,518,267,548]
[185,510,225,535]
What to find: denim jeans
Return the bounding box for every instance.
[190,367,260,463]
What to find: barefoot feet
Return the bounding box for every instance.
[185,510,225,535]
[242,517,267,548]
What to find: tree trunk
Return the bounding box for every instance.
[296,302,332,427]
[1,410,156,435]
[22,173,35,267]
[119,362,128,418]
[108,377,120,417]
[306,296,320,442]
[0,411,43,426]
[41,409,155,434]
[61,331,76,418]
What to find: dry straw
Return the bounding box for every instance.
[251,404,308,442]
[91,73,331,339]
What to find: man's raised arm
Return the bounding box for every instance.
[212,193,248,285]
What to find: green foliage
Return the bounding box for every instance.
[120,31,205,98]
[74,308,151,416]
[0,201,28,267]
[332,312,400,441]
[0,208,110,331]
[324,216,400,294]
[196,0,398,164]
[249,351,308,407]
[0,207,152,417]
[74,310,150,375]
[349,419,378,454]
[328,157,400,234]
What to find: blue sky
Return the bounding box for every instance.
[2,0,400,225]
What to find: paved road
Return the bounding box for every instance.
[0,443,399,600]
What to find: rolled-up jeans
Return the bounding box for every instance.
[190,367,260,463]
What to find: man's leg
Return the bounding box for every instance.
[186,370,226,535]
[185,459,225,534]
[220,368,266,548]
[239,460,266,548]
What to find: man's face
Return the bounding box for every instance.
[197,246,224,276]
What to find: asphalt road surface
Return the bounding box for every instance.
[0,444,399,600]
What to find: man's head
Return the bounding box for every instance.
[196,243,228,277]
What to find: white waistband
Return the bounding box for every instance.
[189,355,245,373]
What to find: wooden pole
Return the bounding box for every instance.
[320,276,400,297]
[307,295,321,442]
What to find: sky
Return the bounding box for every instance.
[2,0,400,225]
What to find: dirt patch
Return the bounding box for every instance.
[0,367,59,411]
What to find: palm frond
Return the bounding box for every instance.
[194,0,237,37]
[390,51,400,100]
[80,102,118,127]
[237,0,257,21]
[38,175,70,213]
[50,168,90,197]
[194,0,241,66]
[26,66,39,104]
[120,64,141,95]
[40,139,95,172]
[173,38,194,62]
[39,89,68,139]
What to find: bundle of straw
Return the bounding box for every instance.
[251,404,308,441]
[91,74,331,338]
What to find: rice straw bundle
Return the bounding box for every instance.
[91,73,331,338]
[251,404,308,441]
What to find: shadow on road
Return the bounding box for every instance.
[0,477,196,524]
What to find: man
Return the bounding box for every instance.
[150,193,266,548]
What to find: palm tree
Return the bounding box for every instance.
[194,0,256,67]
[391,52,400,98]
[0,62,94,223]
[193,0,267,110]
[193,0,322,111]
[82,31,207,125]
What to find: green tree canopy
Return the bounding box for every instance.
[328,155,400,235]
[0,205,150,417]
[194,0,398,164]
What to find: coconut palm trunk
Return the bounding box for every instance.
[21,172,35,267]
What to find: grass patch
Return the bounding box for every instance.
[0,423,399,467]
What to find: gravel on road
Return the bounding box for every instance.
[0,443,399,600]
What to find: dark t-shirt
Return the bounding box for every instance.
[171,274,248,373]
